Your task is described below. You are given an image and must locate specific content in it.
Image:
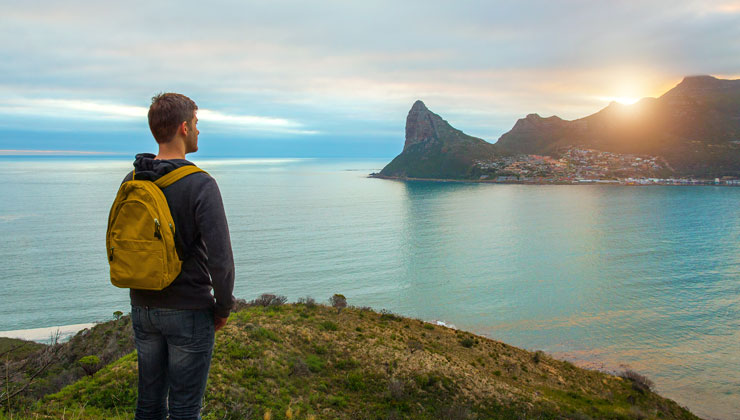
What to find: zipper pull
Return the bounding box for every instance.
[154,219,162,239]
[109,247,114,262]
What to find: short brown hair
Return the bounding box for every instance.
[148,93,198,144]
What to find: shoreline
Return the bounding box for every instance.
[0,323,97,343]
[369,173,739,186]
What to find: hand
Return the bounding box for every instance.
[214,316,228,332]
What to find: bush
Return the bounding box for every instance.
[249,293,287,307]
[533,350,544,364]
[329,294,347,312]
[319,321,338,331]
[379,309,402,322]
[78,355,101,376]
[345,371,366,391]
[305,354,324,373]
[459,337,474,348]
[297,296,316,308]
[620,369,654,394]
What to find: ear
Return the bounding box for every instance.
[179,120,189,136]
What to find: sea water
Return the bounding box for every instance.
[0,157,738,419]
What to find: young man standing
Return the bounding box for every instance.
[124,93,235,420]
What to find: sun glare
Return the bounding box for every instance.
[600,96,641,105]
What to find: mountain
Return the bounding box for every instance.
[496,75,740,177]
[378,100,499,179]
[377,76,739,181]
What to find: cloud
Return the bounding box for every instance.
[0,149,120,156]
[0,98,318,135]
[0,0,737,153]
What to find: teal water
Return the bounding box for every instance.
[0,157,738,419]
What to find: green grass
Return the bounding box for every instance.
[7,303,700,420]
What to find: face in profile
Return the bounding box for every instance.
[185,113,199,154]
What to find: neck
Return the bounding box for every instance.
[155,139,186,160]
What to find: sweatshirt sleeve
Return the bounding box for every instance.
[194,176,236,318]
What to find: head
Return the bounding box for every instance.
[148,93,199,153]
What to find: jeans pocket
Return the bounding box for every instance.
[156,309,195,346]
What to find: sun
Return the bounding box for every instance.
[599,96,641,105]
[612,96,641,105]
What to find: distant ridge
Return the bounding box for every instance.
[496,75,740,177]
[377,76,740,180]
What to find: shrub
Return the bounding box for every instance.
[319,321,338,331]
[620,369,654,394]
[380,309,402,322]
[250,327,280,342]
[225,340,254,359]
[334,358,359,370]
[305,355,324,373]
[345,371,366,391]
[328,394,347,407]
[78,355,101,376]
[533,350,544,364]
[297,296,316,308]
[113,311,123,321]
[459,337,474,348]
[329,294,347,312]
[250,293,287,307]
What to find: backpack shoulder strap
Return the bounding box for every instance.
[154,165,207,188]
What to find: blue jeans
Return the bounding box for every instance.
[131,306,215,420]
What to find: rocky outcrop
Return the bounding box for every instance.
[403,100,439,150]
[379,101,499,179]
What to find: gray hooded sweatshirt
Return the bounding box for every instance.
[122,153,235,319]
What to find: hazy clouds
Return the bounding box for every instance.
[1,0,738,155]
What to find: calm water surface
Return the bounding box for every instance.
[0,157,738,419]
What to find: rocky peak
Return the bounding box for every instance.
[404,100,448,151]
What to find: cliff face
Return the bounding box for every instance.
[403,100,440,150]
[496,75,740,176]
[380,101,499,179]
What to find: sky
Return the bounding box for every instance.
[1,0,738,158]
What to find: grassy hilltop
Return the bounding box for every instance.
[3,298,698,420]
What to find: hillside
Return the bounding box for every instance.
[377,100,500,179]
[376,76,739,181]
[5,301,699,420]
[496,76,740,177]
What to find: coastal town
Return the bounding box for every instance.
[475,147,740,185]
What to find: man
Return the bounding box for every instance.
[124,93,235,420]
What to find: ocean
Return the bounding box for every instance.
[0,157,738,419]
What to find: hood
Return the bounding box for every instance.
[132,153,194,181]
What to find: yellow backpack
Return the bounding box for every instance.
[106,165,205,290]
